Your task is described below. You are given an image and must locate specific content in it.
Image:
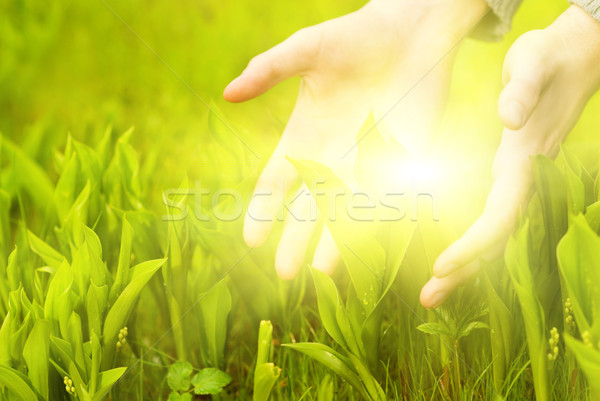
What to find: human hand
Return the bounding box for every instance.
[225,0,489,279]
[420,4,600,308]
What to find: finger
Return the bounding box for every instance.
[499,38,548,130]
[433,156,531,278]
[244,151,298,247]
[312,225,340,275]
[420,260,481,308]
[275,185,318,280]
[223,26,321,103]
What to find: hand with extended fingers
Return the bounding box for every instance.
[224,0,489,280]
[421,4,600,308]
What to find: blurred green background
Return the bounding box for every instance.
[0,0,598,230]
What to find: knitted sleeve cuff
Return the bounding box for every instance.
[472,0,524,41]
[569,0,600,22]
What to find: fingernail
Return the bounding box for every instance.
[429,291,447,308]
[435,263,457,278]
[506,100,525,128]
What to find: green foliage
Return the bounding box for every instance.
[0,129,162,400]
[282,156,414,400]
[505,220,551,401]
[167,361,231,399]
[167,361,193,393]
[558,215,600,398]
[190,368,232,395]
[498,150,600,401]
[253,321,281,401]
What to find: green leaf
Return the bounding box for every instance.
[282,342,367,399]
[532,155,568,272]
[167,361,193,392]
[67,312,87,382]
[0,189,10,270]
[102,258,165,369]
[86,283,108,343]
[103,135,143,210]
[309,267,348,350]
[109,215,134,304]
[89,331,101,396]
[481,265,516,394]
[27,231,65,269]
[256,320,273,366]
[457,321,489,339]
[253,363,281,401]
[6,247,20,291]
[43,259,73,337]
[168,392,192,401]
[289,159,385,315]
[348,353,385,401]
[0,365,38,401]
[564,335,600,396]
[585,201,600,233]
[23,319,50,399]
[54,151,80,221]
[0,312,14,366]
[317,375,334,401]
[92,367,127,401]
[81,226,106,287]
[417,322,452,337]
[559,148,586,215]
[49,336,89,400]
[0,135,55,217]
[505,221,550,401]
[191,368,232,395]
[56,181,92,248]
[198,279,231,368]
[103,259,165,346]
[557,214,600,337]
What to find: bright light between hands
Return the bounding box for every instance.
[382,156,447,190]
[402,158,441,185]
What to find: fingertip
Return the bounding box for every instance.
[312,227,340,276]
[242,231,261,248]
[419,285,433,308]
[311,255,338,276]
[243,213,271,248]
[420,280,447,309]
[275,250,301,281]
[223,76,245,103]
[275,264,299,280]
[242,227,264,248]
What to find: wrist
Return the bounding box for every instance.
[546,5,600,87]
[366,0,490,41]
[446,0,491,32]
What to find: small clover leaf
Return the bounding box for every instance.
[167,361,193,392]
[191,368,232,395]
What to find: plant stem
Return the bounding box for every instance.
[453,339,461,400]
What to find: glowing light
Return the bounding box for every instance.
[402,159,441,185]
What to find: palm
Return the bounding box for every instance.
[225,0,477,279]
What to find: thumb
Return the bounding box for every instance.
[498,39,548,130]
[223,26,321,103]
